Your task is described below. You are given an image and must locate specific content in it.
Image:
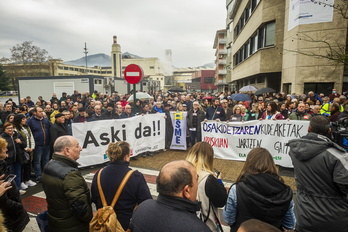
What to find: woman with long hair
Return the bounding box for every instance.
[186,142,227,231]
[223,147,295,231]
[91,141,152,231]
[261,101,284,120]
[13,114,36,190]
[248,103,261,120]
[0,137,29,231]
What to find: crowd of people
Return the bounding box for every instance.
[0,88,347,231]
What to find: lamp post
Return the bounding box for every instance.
[84,42,88,74]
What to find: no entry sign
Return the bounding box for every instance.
[124,64,144,84]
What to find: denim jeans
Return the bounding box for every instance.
[9,162,22,190]
[33,145,51,180]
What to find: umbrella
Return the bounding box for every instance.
[229,93,251,101]
[239,85,257,92]
[202,96,214,100]
[255,87,276,96]
[127,92,154,102]
[168,86,184,93]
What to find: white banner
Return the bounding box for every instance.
[288,0,334,31]
[72,114,166,167]
[201,120,310,168]
[170,111,187,150]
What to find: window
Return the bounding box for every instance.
[204,77,214,84]
[150,66,155,69]
[265,22,275,46]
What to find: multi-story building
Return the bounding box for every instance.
[213,29,228,92]
[222,0,348,95]
[191,70,217,93]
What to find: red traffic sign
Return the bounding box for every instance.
[124,64,144,84]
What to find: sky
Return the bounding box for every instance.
[0,0,226,68]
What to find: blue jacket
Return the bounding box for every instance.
[27,116,51,146]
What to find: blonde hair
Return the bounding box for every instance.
[106,141,130,162]
[186,142,214,174]
[236,147,283,183]
[0,138,7,153]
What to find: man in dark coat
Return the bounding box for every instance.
[288,115,348,231]
[129,160,211,232]
[205,98,226,121]
[42,136,93,232]
[27,106,51,182]
[50,113,69,145]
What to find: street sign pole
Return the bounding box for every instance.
[133,84,136,114]
[124,64,144,115]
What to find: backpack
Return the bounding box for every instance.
[89,169,134,232]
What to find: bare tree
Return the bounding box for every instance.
[0,41,52,89]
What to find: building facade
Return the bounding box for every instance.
[191,70,217,93]
[222,0,348,95]
[213,29,229,92]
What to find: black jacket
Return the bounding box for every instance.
[0,160,29,232]
[91,161,152,231]
[231,173,292,231]
[205,106,226,121]
[50,122,69,145]
[0,131,27,165]
[130,194,211,232]
[187,109,205,132]
[289,133,348,232]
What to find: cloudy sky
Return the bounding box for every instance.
[0,0,226,68]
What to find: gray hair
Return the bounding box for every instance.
[54,136,73,153]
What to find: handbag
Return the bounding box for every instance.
[17,150,29,164]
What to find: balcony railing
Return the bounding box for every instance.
[219,39,227,44]
[218,49,228,55]
[218,69,227,75]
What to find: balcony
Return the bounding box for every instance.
[218,69,227,75]
[219,39,227,44]
[218,49,228,55]
[218,59,227,65]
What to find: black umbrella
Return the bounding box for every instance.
[255,87,276,96]
[168,86,184,92]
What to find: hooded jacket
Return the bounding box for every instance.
[288,133,348,232]
[229,173,293,231]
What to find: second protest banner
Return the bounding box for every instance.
[202,120,309,168]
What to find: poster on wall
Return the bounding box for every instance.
[288,0,334,31]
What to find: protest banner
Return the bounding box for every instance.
[170,111,187,150]
[72,113,166,167]
[202,120,310,168]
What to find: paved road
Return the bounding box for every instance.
[21,164,232,232]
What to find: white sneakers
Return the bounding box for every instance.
[21,182,28,190]
[19,190,26,195]
[25,180,37,187]
[21,180,37,190]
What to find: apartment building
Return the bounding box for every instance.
[213,29,228,92]
[222,0,348,95]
